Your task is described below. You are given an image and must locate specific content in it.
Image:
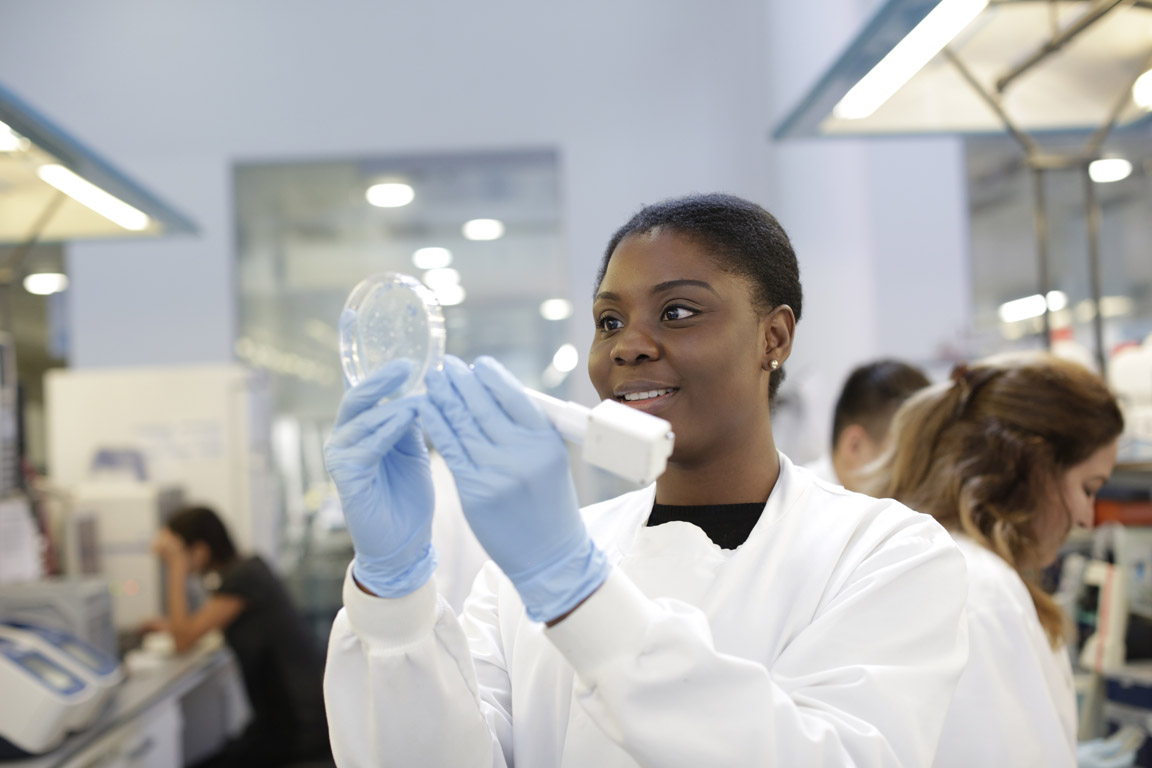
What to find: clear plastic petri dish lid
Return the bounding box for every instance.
[339,272,446,397]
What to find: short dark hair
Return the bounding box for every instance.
[166,505,238,568]
[832,360,931,447]
[595,193,803,399]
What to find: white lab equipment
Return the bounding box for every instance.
[0,577,117,658]
[0,622,123,730]
[70,480,184,632]
[0,633,94,757]
[45,363,279,563]
[340,272,675,486]
[0,495,41,584]
[0,332,18,499]
[1109,336,1152,461]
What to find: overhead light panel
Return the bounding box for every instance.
[833,0,989,120]
[412,247,452,269]
[37,164,150,231]
[1133,70,1152,110]
[0,120,28,152]
[366,182,415,208]
[422,267,461,291]
[539,298,573,321]
[23,272,69,295]
[1089,158,1132,183]
[552,343,579,373]
[433,283,466,306]
[998,290,1066,323]
[462,218,504,241]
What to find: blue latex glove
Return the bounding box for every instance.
[324,358,437,597]
[419,356,609,623]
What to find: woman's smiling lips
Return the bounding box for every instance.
[613,384,679,412]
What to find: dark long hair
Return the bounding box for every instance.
[865,352,1123,647]
[166,505,239,569]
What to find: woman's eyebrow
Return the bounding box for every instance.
[594,279,719,303]
[652,278,719,296]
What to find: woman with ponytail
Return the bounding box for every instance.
[866,352,1123,767]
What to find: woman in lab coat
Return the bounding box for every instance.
[322,193,970,766]
[864,354,1124,767]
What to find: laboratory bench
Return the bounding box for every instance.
[4,642,245,768]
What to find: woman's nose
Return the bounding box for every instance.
[611,323,660,365]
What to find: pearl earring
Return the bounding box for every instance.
[769,359,780,371]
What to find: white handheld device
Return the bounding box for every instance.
[525,390,674,486]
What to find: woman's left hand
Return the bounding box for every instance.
[419,355,609,623]
[151,528,186,563]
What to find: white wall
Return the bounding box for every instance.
[0,0,970,464]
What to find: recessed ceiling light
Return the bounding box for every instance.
[433,283,466,306]
[1088,158,1132,183]
[462,218,504,241]
[412,247,452,269]
[23,272,69,295]
[539,299,573,321]
[37,164,150,230]
[422,268,460,291]
[366,182,415,208]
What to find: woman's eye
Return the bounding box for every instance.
[662,305,697,321]
[597,316,622,332]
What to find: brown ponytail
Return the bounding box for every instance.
[864,353,1124,648]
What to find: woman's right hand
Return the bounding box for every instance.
[323,359,437,597]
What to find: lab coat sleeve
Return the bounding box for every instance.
[938,604,1075,767]
[323,564,509,768]
[546,529,969,767]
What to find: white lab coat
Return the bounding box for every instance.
[803,453,840,486]
[933,535,1076,768]
[324,454,969,767]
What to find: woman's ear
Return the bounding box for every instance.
[761,305,796,371]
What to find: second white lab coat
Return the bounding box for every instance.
[324,454,969,767]
[933,535,1077,768]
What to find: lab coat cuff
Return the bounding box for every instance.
[342,562,439,649]
[545,567,654,677]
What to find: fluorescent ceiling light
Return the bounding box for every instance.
[539,298,573,321]
[37,164,150,231]
[1134,69,1152,110]
[462,218,505,241]
[833,0,989,120]
[0,120,28,152]
[422,268,461,292]
[1089,158,1132,183]
[365,182,415,208]
[412,247,452,269]
[23,272,69,295]
[433,283,466,306]
[552,343,579,373]
[998,290,1066,323]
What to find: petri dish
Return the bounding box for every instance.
[339,272,446,397]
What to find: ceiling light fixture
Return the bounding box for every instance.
[462,218,505,241]
[1088,158,1132,183]
[0,120,28,152]
[23,272,69,295]
[365,182,415,208]
[998,290,1066,323]
[37,164,150,231]
[412,247,452,269]
[552,343,579,373]
[539,298,573,321]
[833,0,989,120]
[1134,70,1152,110]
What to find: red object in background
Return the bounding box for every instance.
[1096,498,1152,526]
